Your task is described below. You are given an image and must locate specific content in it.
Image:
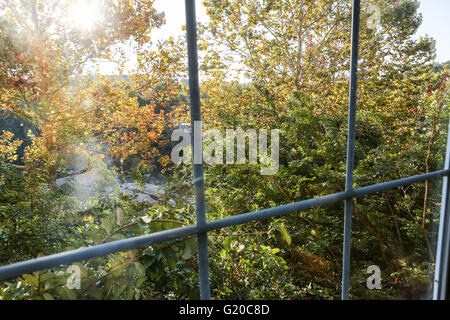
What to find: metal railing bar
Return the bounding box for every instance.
[0,225,198,281]
[0,169,447,282]
[434,119,450,300]
[204,169,448,232]
[185,0,211,300]
[342,0,360,300]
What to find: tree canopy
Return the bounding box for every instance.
[0,0,449,300]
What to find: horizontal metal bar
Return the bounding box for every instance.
[0,169,448,281]
[0,225,198,281]
[203,169,449,231]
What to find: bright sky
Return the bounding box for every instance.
[151,0,208,40]
[415,0,450,62]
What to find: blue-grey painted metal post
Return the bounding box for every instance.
[433,119,450,300]
[341,0,360,300]
[185,0,211,300]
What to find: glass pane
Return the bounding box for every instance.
[0,0,195,300]
[350,178,444,299]
[208,204,343,300]
[0,242,200,300]
[1,0,448,301]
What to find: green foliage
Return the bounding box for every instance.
[1,0,449,301]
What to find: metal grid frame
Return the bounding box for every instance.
[0,0,449,300]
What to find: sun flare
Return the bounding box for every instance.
[68,1,102,30]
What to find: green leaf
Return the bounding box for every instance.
[224,237,232,250]
[87,287,104,300]
[109,233,126,241]
[134,262,145,276]
[136,276,147,288]
[101,218,113,234]
[42,293,54,300]
[142,255,155,268]
[39,272,55,282]
[278,223,291,245]
[181,238,197,260]
[105,278,114,297]
[22,274,38,287]
[125,289,134,300]
[181,244,193,260]
[112,283,126,298]
[55,287,77,300]
[164,248,177,269]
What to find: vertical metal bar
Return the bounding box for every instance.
[434,119,450,300]
[185,0,211,300]
[341,0,360,300]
